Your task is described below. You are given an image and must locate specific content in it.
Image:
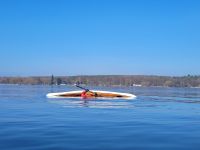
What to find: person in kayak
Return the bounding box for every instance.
[81,90,89,99]
[81,89,98,99]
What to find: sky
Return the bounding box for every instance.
[0,0,200,76]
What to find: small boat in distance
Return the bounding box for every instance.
[46,84,136,99]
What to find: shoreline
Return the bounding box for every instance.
[0,83,200,89]
[0,75,200,88]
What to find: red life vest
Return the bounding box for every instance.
[81,91,87,98]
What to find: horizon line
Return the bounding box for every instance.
[0,74,199,78]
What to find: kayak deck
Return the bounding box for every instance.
[47,90,136,99]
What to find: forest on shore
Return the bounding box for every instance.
[0,75,200,88]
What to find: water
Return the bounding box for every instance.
[0,85,200,150]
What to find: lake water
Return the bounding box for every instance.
[0,85,200,150]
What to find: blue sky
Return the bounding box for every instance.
[0,0,200,76]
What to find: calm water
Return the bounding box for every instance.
[0,85,200,150]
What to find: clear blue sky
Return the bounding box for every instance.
[0,0,200,76]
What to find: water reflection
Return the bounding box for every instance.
[48,99,135,109]
[144,95,200,104]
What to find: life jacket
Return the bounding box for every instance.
[81,91,87,98]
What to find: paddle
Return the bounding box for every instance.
[75,84,89,92]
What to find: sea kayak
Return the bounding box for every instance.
[46,90,136,99]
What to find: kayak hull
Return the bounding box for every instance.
[46,90,136,99]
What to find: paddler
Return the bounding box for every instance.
[81,89,97,99]
[81,89,89,99]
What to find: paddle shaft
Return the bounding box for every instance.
[75,84,89,91]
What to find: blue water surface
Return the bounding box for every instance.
[0,85,200,150]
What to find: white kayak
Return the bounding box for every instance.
[46,90,136,99]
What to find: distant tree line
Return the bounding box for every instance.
[0,75,200,87]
